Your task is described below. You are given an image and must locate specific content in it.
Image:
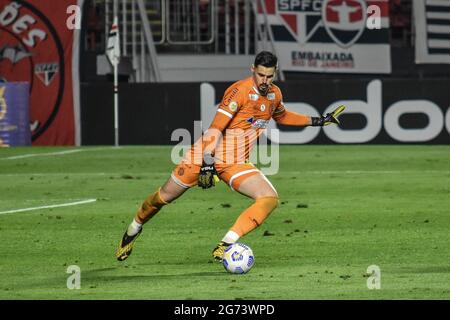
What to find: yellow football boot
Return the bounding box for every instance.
[116,229,142,261]
[212,241,231,261]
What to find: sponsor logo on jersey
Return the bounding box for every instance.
[267,93,276,100]
[229,101,238,112]
[246,117,270,129]
[249,93,259,101]
[224,88,239,106]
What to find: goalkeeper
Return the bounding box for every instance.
[116,51,345,262]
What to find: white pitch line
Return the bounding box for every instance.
[284,170,450,175]
[0,173,109,176]
[1,146,124,160]
[0,199,97,216]
[3,149,83,160]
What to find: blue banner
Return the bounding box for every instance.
[0,83,31,146]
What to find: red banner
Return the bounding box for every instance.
[0,0,81,145]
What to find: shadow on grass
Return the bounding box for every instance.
[83,270,228,282]
[8,270,229,295]
[401,266,450,274]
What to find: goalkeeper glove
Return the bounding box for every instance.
[198,153,219,189]
[311,105,346,126]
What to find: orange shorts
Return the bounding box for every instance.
[171,160,261,191]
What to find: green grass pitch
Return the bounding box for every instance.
[0,145,449,299]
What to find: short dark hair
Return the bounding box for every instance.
[254,51,278,68]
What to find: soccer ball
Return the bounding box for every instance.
[222,243,255,274]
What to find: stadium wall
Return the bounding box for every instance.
[80,79,450,145]
[80,83,200,145]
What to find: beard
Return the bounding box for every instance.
[258,84,269,96]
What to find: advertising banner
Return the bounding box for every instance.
[81,79,450,145]
[257,0,391,73]
[200,79,450,144]
[0,0,83,145]
[0,82,30,146]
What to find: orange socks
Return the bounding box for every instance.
[134,191,277,238]
[230,196,279,237]
[135,188,168,224]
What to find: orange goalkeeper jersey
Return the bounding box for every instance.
[187,77,309,165]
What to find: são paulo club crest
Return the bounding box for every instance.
[277,2,322,45]
[322,0,367,48]
[277,0,367,49]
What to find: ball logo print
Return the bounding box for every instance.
[222,243,255,274]
[231,251,244,261]
[322,0,367,48]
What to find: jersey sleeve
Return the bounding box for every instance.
[271,91,286,121]
[208,84,244,132]
[217,85,244,119]
[271,91,310,126]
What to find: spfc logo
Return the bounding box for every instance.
[277,0,367,48]
[322,0,367,48]
[277,1,322,45]
[35,63,59,86]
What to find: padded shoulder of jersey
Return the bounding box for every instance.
[270,83,283,97]
[231,77,254,92]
